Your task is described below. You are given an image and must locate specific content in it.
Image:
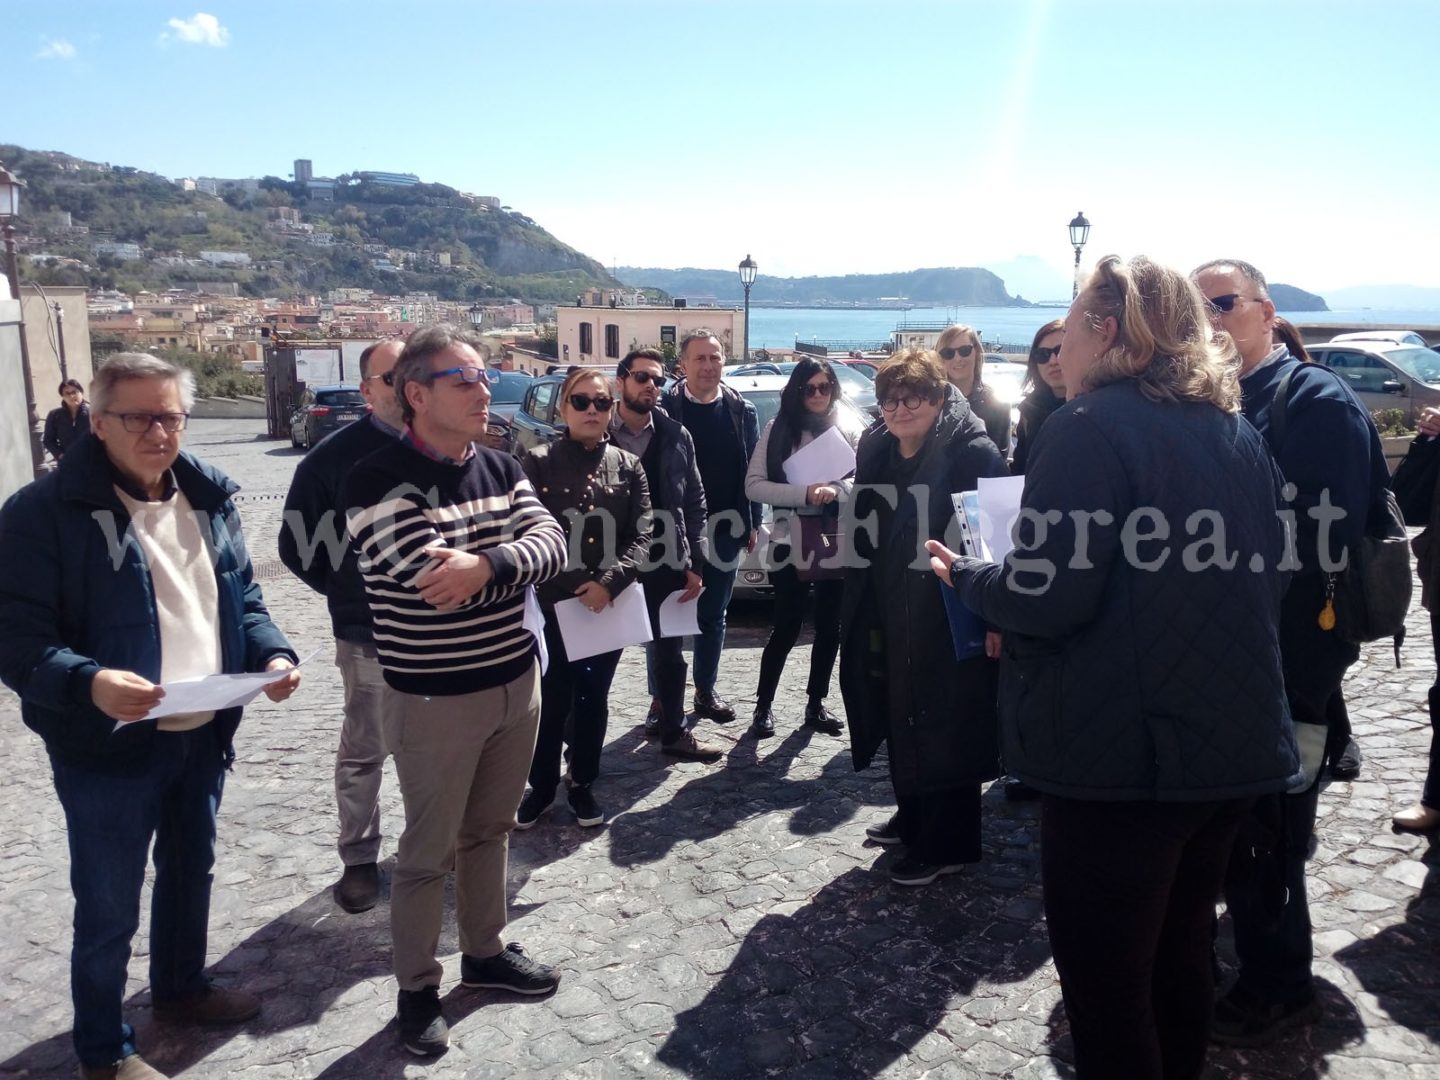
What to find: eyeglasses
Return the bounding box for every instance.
[569,393,614,413]
[880,392,935,413]
[1034,345,1062,363]
[803,382,833,398]
[1204,294,1260,314]
[624,370,667,388]
[106,411,190,434]
[939,344,976,361]
[365,370,396,387]
[427,365,488,385]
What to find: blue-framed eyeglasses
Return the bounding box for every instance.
[427,365,488,385]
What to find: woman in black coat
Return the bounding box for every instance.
[1009,319,1065,475]
[838,347,1007,887]
[935,323,1011,455]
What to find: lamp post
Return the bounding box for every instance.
[738,253,757,363]
[54,301,67,381]
[1068,211,1091,299]
[467,302,485,332]
[0,160,43,477]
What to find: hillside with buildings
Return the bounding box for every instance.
[4,145,618,303]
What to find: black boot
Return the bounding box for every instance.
[750,705,776,738]
[803,698,843,736]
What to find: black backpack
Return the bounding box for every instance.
[1267,365,1412,648]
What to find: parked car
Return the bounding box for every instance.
[483,370,535,454]
[1306,340,1440,426]
[834,357,880,380]
[510,373,568,456]
[1331,330,1429,348]
[724,371,873,599]
[290,384,366,450]
[727,360,879,419]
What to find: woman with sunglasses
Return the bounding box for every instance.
[839,348,1007,886]
[936,324,1011,454]
[517,368,652,829]
[1010,319,1066,475]
[743,358,858,738]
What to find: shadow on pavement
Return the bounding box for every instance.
[1334,835,1440,1043]
[656,858,1053,1077]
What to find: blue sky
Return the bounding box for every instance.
[9,0,1440,292]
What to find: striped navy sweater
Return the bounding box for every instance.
[342,439,566,696]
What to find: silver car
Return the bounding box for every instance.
[1306,340,1440,427]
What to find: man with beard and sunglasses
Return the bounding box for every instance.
[1192,259,1386,1045]
[279,338,405,915]
[611,348,723,762]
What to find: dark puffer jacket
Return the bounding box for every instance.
[838,386,1008,795]
[521,434,652,607]
[967,381,1012,455]
[0,434,297,772]
[953,379,1302,801]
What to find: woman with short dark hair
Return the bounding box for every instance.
[1010,319,1066,474]
[743,358,857,738]
[43,378,91,463]
[839,347,1006,887]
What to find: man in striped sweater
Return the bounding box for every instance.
[341,325,568,1057]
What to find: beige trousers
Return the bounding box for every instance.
[385,662,540,990]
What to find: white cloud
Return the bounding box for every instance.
[36,37,77,61]
[159,13,230,48]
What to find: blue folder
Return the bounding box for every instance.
[940,577,986,661]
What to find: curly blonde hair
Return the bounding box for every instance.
[1078,255,1240,413]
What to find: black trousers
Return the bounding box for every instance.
[1042,795,1251,1080]
[894,785,982,864]
[640,570,689,744]
[1427,612,1440,808]
[754,554,843,707]
[529,616,621,797]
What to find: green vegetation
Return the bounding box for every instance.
[4,144,617,303]
[1371,408,1415,436]
[159,348,264,399]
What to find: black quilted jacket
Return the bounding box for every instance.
[954,380,1303,801]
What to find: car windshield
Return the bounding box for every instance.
[1383,348,1440,385]
[488,373,531,404]
[736,388,869,445]
[316,389,365,407]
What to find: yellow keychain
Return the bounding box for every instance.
[1318,575,1337,631]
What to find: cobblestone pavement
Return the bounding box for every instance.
[1,419,1437,1079]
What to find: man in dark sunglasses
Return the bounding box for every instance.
[611,348,723,761]
[1193,259,1384,1046]
[279,338,406,916]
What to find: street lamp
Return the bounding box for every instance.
[1068,211,1091,299]
[738,254,757,363]
[0,160,43,477]
[467,302,485,331]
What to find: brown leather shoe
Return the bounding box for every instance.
[1392,803,1440,834]
[153,984,261,1026]
[660,731,724,763]
[78,1053,169,1079]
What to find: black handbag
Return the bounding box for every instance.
[1390,434,1440,528]
[795,511,845,582]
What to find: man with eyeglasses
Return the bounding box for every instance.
[659,330,760,727]
[612,348,723,761]
[279,338,405,915]
[341,325,568,1056]
[0,352,301,1080]
[1192,259,1385,1045]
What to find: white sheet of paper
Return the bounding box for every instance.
[523,585,549,675]
[658,587,704,638]
[123,648,322,729]
[977,475,1026,565]
[552,581,654,661]
[782,426,857,487]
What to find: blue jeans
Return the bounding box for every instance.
[692,522,745,695]
[51,728,225,1067]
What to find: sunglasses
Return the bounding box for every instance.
[939,344,976,360]
[1034,345,1062,363]
[624,370,667,388]
[569,393,614,413]
[1204,294,1257,314]
[803,382,833,398]
[428,365,488,385]
[365,370,396,387]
